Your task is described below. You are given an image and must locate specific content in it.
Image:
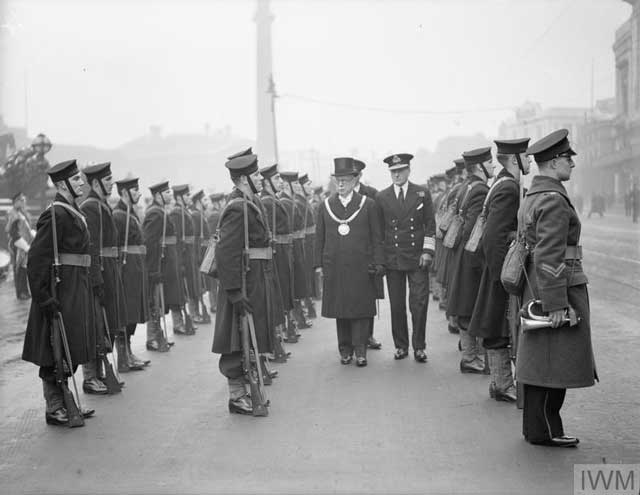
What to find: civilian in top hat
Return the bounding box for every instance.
[5,191,34,300]
[22,160,96,425]
[468,138,530,401]
[189,189,212,324]
[170,184,198,332]
[516,129,597,447]
[212,153,274,415]
[315,157,384,366]
[353,159,383,350]
[80,162,134,392]
[375,153,436,362]
[143,181,180,352]
[113,177,150,369]
[447,147,494,374]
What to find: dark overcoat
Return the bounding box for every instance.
[357,182,384,298]
[80,190,126,331]
[515,176,597,389]
[260,191,293,312]
[113,200,149,325]
[314,192,383,318]
[23,194,95,367]
[447,175,489,318]
[205,208,221,292]
[435,182,463,285]
[190,208,209,297]
[170,205,198,301]
[143,204,184,309]
[212,189,273,354]
[468,171,519,339]
[280,191,308,298]
[375,181,436,272]
[296,194,317,297]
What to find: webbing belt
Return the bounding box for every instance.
[124,245,147,255]
[100,247,119,258]
[59,253,91,267]
[248,247,273,260]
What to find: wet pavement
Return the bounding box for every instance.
[0,210,638,494]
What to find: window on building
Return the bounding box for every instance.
[618,62,630,116]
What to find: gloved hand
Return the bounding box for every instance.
[227,290,253,317]
[94,284,105,305]
[419,253,433,270]
[149,271,164,285]
[40,296,60,316]
[368,264,386,276]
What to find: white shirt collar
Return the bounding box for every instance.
[394,182,408,198]
[338,191,353,207]
[354,183,361,193]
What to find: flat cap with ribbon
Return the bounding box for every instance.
[83,162,112,180]
[225,154,259,179]
[149,181,170,195]
[48,159,79,182]
[383,153,413,170]
[526,129,576,162]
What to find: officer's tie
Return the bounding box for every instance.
[398,189,405,204]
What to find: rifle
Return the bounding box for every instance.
[180,204,195,334]
[241,192,268,416]
[122,201,131,265]
[50,202,84,427]
[100,307,122,393]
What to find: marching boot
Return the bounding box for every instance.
[199,298,212,324]
[126,330,150,367]
[183,306,197,335]
[304,297,317,319]
[293,300,312,329]
[146,318,170,352]
[487,350,498,399]
[494,348,517,403]
[284,313,299,343]
[189,300,204,324]
[172,309,187,335]
[82,360,109,394]
[459,330,484,374]
[228,378,252,415]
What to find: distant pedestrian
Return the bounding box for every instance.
[632,183,639,224]
[5,192,33,300]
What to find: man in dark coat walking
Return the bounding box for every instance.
[143,181,180,351]
[315,157,384,366]
[447,148,493,373]
[22,159,95,425]
[516,130,597,448]
[468,138,530,401]
[113,176,150,368]
[353,158,383,351]
[375,153,436,362]
[212,153,274,415]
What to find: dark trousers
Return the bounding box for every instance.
[336,318,369,358]
[386,269,429,351]
[522,384,566,443]
[483,337,510,349]
[367,317,375,338]
[14,265,29,298]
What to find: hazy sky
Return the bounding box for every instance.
[0,0,631,155]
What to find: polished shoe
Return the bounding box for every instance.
[340,355,353,365]
[167,341,175,347]
[146,340,171,352]
[448,324,459,334]
[460,361,485,374]
[228,395,253,415]
[297,319,312,329]
[367,337,382,350]
[283,335,299,344]
[83,377,109,395]
[173,325,188,335]
[495,386,517,403]
[192,314,205,324]
[356,357,367,367]
[414,350,428,363]
[268,369,279,379]
[130,352,150,367]
[531,436,579,448]
[45,408,68,425]
[81,407,96,418]
[394,348,409,360]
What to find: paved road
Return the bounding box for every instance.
[0,211,638,494]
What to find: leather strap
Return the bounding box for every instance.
[273,234,293,244]
[100,246,119,258]
[248,247,273,260]
[59,253,91,267]
[124,245,147,255]
[163,236,177,245]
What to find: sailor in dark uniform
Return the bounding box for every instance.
[205,192,226,312]
[375,153,436,362]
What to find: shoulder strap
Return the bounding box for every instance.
[482,176,518,211]
[458,181,487,212]
[52,200,88,229]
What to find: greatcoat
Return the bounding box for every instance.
[23,194,95,366]
[113,199,149,325]
[169,205,198,301]
[468,170,519,339]
[315,192,383,318]
[435,182,463,285]
[446,175,489,318]
[212,189,273,354]
[80,190,126,331]
[279,191,308,299]
[143,203,184,309]
[515,176,597,389]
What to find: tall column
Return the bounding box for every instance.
[255,0,278,165]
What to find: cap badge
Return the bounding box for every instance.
[392,155,401,164]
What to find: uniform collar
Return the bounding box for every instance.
[393,182,408,198]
